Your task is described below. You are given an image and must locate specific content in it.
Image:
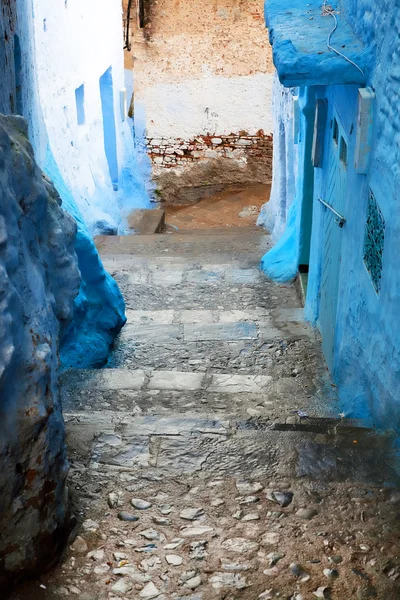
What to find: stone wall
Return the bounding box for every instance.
[0,114,80,591]
[124,0,274,204]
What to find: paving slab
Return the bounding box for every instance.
[184,322,258,342]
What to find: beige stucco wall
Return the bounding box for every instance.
[124,0,274,203]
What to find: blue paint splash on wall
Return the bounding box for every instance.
[44,145,126,368]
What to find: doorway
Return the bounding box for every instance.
[319,113,348,371]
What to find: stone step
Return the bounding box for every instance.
[64,411,399,485]
[127,208,166,234]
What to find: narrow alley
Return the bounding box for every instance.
[13,226,400,600]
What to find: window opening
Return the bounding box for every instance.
[333,118,338,144]
[139,0,145,28]
[339,136,347,166]
[75,84,85,125]
[363,190,385,294]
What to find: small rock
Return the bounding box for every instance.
[209,572,247,590]
[153,516,171,526]
[118,511,139,522]
[267,552,285,567]
[267,491,293,508]
[313,587,331,599]
[181,526,213,537]
[139,529,160,541]
[221,559,252,571]
[323,568,339,579]
[239,495,260,505]
[140,557,161,572]
[70,536,88,554]
[189,540,208,560]
[260,532,280,546]
[131,498,152,510]
[87,549,105,561]
[296,508,318,520]
[211,498,225,507]
[236,480,264,494]
[242,513,260,522]
[114,552,128,561]
[164,538,184,550]
[221,538,259,554]
[289,563,303,577]
[139,582,160,599]
[259,590,274,599]
[82,519,98,531]
[93,563,110,575]
[112,579,132,594]
[180,508,204,521]
[166,554,183,566]
[233,509,243,520]
[185,575,202,590]
[328,555,343,564]
[108,492,119,508]
[263,567,279,576]
[180,570,198,583]
[68,587,81,596]
[160,504,173,515]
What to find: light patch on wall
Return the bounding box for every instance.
[75,84,85,125]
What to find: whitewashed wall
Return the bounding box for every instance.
[139,73,274,139]
[31,0,149,234]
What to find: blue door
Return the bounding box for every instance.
[319,114,348,371]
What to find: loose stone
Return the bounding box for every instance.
[242,512,260,521]
[260,532,280,546]
[131,498,152,510]
[289,563,303,577]
[108,491,119,508]
[211,498,225,507]
[166,554,183,566]
[153,516,171,526]
[313,587,331,599]
[82,519,99,531]
[118,511,139,522]
[160,504,173,515]
[239,495,260,504]
[140,529,161,540]
[87,549,105,561]
[221,559,252,571]
[139,581,160,599]
[296,508,318,520]
[209,572,248,590]
[221,538,259,554]
[164,538,184,549]
[112,579,133,594]
[233,509,244,520]
[328,555,343,564]
[185,575,202,590]
[236,480,264,494]
[267,552,285,567]
[70,536,88,554]
[180,507,204,521]
[267,490,294,508]
[181,526,213,537]
[189,540,208,560]
[93,563,110,575]
[323,568,339,579]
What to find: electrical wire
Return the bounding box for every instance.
[321,2,364,76]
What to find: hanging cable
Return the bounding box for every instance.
[124,0,133,51]
[321,2,364,76]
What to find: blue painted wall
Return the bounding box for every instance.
[264,0,400,430]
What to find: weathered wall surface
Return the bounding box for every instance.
[0,115,80,590]
[126,0,274,203]
[31,0,150,235]
[305,1,400,429]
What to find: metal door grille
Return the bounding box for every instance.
[363,190,385,294]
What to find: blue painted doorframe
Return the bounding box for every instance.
[318,110,348,371]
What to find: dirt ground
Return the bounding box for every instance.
[165,184,271,231]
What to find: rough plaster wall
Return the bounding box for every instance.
[128,0,274,199]
[258,74,297,239]
[3,0,134,368]
[0,115,80,590]
[305,0,400,429]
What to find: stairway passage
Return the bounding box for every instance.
[13,229,400,599]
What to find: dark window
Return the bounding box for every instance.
[339,136,347,166]
[333,118,338,144]
[364,190,385,294]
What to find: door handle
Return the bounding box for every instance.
[318,197,346,228]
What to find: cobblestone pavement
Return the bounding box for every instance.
[12,229,400,600]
